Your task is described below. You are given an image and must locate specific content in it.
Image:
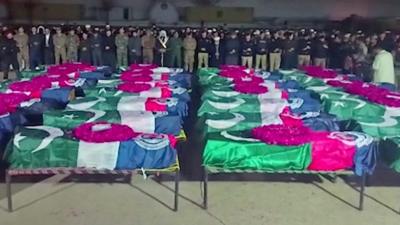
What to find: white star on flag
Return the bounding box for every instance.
[62,114,76,120]
[333,101,345,107]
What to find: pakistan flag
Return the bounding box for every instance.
[8,126,121,170]
[203,130,311,171]
[198,96,287,116]
[282,72,326,87]
[44,109,156,134]
[199,112,282,134]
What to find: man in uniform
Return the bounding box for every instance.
[183,32,197,72]
[14,27,29,70]
[128,29,142,64]
[269,31,283,71]
[53,27,67,65]
[224,31,240,65]
[297,32,312,67]
[168,31,182,68]
[241,33,254,68]
[115,27,129,68]
[0,31,19,80]
[197,30,211,69]
[66,29,80,62]
[255,31,268,70]
[29,26,44,69]
[313,35,329,68]
[141,29,155,64]
[91,30,103,66]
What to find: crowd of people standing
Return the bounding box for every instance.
[0,24,399,83]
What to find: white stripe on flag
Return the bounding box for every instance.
[139,87,162,98]
[77,141,120,170]
[119,111,155,134]
[117,96,146,111]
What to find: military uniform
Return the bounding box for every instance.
[297,37,312,67]
[14,33,29,70]
[53,33,67,65]
[128,36,142,64]
[183,36,196,72]
[255,37,268,70]
[79,38,92,64]
[241,39,254,68]
[115,33,129,67]
[29,33,44,69]
[197,37,211,69]
[269,37,283,71]
[91,34,103,66]
[168,37,182,68]
[141,35,155,64]
[66,34,80,62]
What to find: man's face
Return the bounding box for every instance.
[6,33,13,39]
[32,27,37,34]
[245,35,251,41]
[201,32,207,38]
[83,33,88,39]
[18,27,24,33]
[70,30,75,35]
[119,28,124,34]
[132,31,138,37]
[106,31,111,36]
[260,33,265,39]
[45,29,50,34]
[56,29,61,34]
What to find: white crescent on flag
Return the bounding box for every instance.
[206,113,245,129]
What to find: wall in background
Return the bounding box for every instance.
[0,0,399,23]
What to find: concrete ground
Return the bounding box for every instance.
[0,172,399,225]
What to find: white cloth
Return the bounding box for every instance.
[139,87,162,98]
[372,50,395,84]
[77,141,120,170]
[119,111,155,134]
[117,96,146,111]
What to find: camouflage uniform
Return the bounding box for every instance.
[183,36,197,72]
[53,34,67,64]
[115,33,129,67]
[66,34,80,62]
[14,33,29,70]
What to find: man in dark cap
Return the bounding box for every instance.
[313,35,329,68]
[241,33,254,68]
[269,31,283,71]
[197,30,211,69]
[297,32,312,67]
[224,31,240,65]
[0,31,19,80]
[255,31,269,70]
[103,30,116,70]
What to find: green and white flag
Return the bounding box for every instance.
[198,96,288,116]
[200,112,283,133]
[44,109,156,134]
[9,126,120,170]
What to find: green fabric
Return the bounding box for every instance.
[198,112,271,133]
[0,80,13,91]
[283,72,326,87]
[8,126,78,169]
[43,110,122,130]
[84,88,131,98]
[197,96,274,116]
[203,131,311,171]
[67,97,121,111]
[20,67,46,78]
[379,138,400,173]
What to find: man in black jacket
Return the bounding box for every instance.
[269,31,283,71]
[313,35,329,68]
[210,34,224,67]
[29,26,44,69]
[197,30,211,69]
[224,31,240,65]
[128,29,142,64]
[91,30,103,66]
[1,31,19,80]
[103,30,116,70]
[43,27,54,65]
[255,31,269,70]
[297,33,312,67]
[241,33,254,68]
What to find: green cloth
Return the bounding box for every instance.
[20,67,46,79]
[7,126,78,169]
[43,110,122,130]
[203,131,311,171]
[379,138,400,173]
